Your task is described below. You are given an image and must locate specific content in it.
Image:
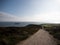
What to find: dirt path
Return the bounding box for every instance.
[17,29,57,45]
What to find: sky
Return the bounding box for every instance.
[0,0,60,23]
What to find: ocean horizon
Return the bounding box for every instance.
[0,22,42,27]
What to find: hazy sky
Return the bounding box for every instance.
[0,0,60,23]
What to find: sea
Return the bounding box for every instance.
[0,22,43,27]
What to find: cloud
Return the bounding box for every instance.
[0,12,21,22]
[22,0,60,23]
[0,11,60,23]
[0,0,60,23]
[20,11,60,23]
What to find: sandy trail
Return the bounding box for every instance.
[17,29,57,45]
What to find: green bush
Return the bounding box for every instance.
[53,33,60,40]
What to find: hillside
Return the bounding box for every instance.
[0,24,60,45]
[0,24,41,45]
